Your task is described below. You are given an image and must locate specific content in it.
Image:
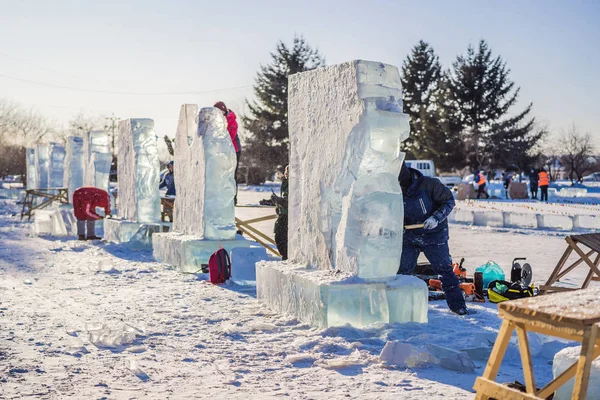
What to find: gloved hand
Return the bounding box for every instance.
[271,193,282,205]
[423,216,438,230]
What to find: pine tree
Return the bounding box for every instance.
[242,36,325,182]
[401,41,464,171]
[449,40,543,171]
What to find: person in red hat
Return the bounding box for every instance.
[72,187,111,240]
[214,101,241,205]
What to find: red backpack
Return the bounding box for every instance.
[208,247,231,285]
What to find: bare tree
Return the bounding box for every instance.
[559,124,596,183]
[54,111,105,144]
[0,98,54,147]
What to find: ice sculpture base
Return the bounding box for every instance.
[33,204,78,236]
[103,218,164,246]
[256,261,428,328]
[152,232,263,273]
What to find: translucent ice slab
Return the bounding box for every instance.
[33,205,77,236]
[49,143,66,188]
[103,218,162,246]
[553,345,600,400]
[64,136,84,203]
[256,261,428,328]
[36,144,50,189]
[26,147,37,189]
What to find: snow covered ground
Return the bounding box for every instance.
[1,187,597,399]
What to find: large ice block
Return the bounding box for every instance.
[33,205,78,236]
[152,232,258,273]
[553,345,600,400]
[117,119,160,223]
[200,107,237,240]
[84,130,111,192]
[256,261,428,328]
[173,104,204,236]
[104,217,163,246]
[35,144,50,189]
[49,142,66,188]
[287,60,409,279]
[64,136,84,203]
[26,147,37,189]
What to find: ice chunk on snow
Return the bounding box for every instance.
[117,119,160,223]
[86,322,139,348]
[537,214,573,230]
[230,246,269,284]
[288,60,408,279]
[200,107,237,240]
[553,345,600,400]
[64,136,84,203]
[379,341,437,368]
[557,187,588,198]
[33,205,77,236]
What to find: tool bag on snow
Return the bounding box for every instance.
[487,280,534,303]
[208,247,231,285]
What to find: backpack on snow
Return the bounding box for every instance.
[487,280,534,303]
[208,247,231,285]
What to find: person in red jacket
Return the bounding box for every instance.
[72,187,111,240]
[214,101,241,205]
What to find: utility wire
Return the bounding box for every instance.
[0,71,252,96]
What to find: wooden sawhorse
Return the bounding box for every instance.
[235,211,280,257]
[474,288,600,399]
[21,188,69,220]
[539,233,600,294]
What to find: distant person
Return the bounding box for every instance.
[397,162,468,316]
[504,172,513,199]
[539,167,550,201]
[73,187,111,241]
[475,170,490,199]
[271,165,289,260]
[528,168,538,200]
[214,101,241,205]
[159,161,175,196]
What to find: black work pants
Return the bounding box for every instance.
[540,185,548,201]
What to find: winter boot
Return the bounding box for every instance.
[78,235,86,241]
[87,235,102,240]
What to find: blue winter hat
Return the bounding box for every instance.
[168,161,174,166]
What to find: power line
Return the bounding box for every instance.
[0,71,253,96]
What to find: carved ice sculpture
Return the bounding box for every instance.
[173,106,236,238]
[288,60,409,279]
[35,144,50,189]
[64,136,84,203]
[117,119,160,223]
[49,142,66,188]
[83,130,111,193]
[26,147,37,189]
[256,60,427,328]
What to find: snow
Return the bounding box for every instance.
[2,188,600,398]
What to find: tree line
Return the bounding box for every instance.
[241,37,595,182]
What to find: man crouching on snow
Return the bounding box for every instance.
[73,187,111,241]
[397,162,468,316]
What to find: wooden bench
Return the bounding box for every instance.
[21,188,69,220]
[474,287,600,399]
[539,233,600,294]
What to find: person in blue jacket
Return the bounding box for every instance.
[159,161,176,196]
[397,162,468,315]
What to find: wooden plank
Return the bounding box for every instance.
[498,311,586,342]
[473,378,540,400]
[237,227,280,257]
[481,320,514,380]
[567,237,600,280]
[538,285,577,293]
[582,253,600,289]
[238,214,278,225]
[573,324,598,400]
[537,344,600,399]
[555,250,595,281]
[515,323,536,394]
[539,246,574,295]
[235,217,276,245]
[573,234,600,253]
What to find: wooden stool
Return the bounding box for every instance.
[540,233,600,294]
[161,197,174,222]
[474,288,600,399]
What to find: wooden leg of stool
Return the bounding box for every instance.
[573,324,598,400]
[515,323,536,394]
[482,320,515,381]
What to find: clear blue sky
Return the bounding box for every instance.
[0,0,598,146]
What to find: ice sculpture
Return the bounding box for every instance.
[153,104,264,272]
[256,60,428,327]
[104,119,162,245]
[49,142,66,188]
[64,136,84,203]
[83,130,111,193]
[200,107,236,239]
[26,147,37,189]
[35,144,50,189]
[553,345,600,400]
[116,119,160,223]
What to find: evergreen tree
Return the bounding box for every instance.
[401,41,465,171]
[243,36,325,182]
[449,40,542,171]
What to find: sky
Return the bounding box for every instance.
[0,0,598,152]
